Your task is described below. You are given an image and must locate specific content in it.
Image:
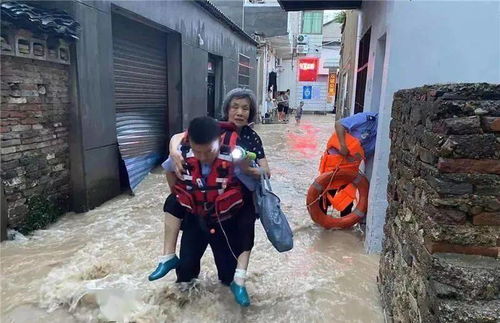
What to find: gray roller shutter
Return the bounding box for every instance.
[112,15,167,191]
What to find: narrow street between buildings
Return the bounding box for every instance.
[1,115,383,322]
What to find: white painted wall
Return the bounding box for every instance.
[361,0,500,253]
[321,46,340,70]
[297,76,329,112]
[336,10,359,119]
[277,58,297,105]
[258,44,279,117]
[287,11,301,37]
[306,34,324,55]
[323,21,342,43]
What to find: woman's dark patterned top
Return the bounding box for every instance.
[238,125,266,160]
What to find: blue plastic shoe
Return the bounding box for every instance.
[148,256,180,281]
[230,281,250,307]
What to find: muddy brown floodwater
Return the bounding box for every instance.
[1,115,384,322]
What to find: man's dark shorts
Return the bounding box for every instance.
[163,193,256,285]
[163,193,187,220]
[163,192,256,252]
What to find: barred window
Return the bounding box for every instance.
[238,53,251,88]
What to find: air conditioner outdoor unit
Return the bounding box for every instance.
[297,34,309,44]
[296,44,309,54]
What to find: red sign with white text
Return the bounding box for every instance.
[298,57,319,82]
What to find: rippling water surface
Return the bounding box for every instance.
[1,115,383,322]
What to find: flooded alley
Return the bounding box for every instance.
[1,115,383,322]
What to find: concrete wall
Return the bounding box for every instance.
[281,49,337,113]
[287,11,301,40]
[360,0,500,253]
[210,0,288,38]
[1,56,71,225]
[304,34,323,55]
[323,21,342,43]
[335,10,359,119]
[244,6,288,37]
[40,0,256,212]
[259,44,277,116]
[110,0,257,124]
[296,76,329,113]
[278,58,297,106]
[209,0,244,27]
[320,46,340,71]
[380,83,500,322]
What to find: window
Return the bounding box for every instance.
[238,54,251,88]
[302,11,323,34]
[354,28,371,113]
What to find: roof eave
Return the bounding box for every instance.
[194,0,258,46]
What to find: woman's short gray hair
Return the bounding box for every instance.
[221,88,258,123]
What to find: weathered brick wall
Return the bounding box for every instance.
[1,55,70,227]
[379,83,500,323]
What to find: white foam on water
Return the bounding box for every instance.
[1,115,384,322]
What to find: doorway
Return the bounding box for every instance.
[207,54,222,118]
[268,71,277,98]
[207,57,215,118]
[354,28,371,113]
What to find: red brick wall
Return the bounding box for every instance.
[1,55,71,226]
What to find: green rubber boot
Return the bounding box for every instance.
[148,256,179,281]
[230,281,250,307]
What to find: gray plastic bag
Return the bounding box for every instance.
[254,174,293,252]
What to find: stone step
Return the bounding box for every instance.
[435,299,500,323]
[430,253,500,301]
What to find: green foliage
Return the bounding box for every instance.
[333,11,346,25]
[19,195,64,235]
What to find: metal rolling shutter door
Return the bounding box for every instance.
[112,16,167,192]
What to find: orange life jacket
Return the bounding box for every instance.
[308,131,369,230]
[174,125,243,221]
[318,132,365,174]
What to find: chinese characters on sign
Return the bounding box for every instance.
[298,57,319,82]
[327,73,336,103]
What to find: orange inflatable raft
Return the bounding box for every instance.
[306,132,369,229]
